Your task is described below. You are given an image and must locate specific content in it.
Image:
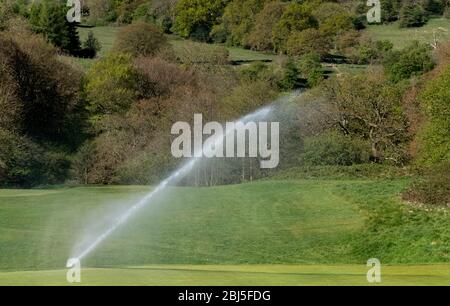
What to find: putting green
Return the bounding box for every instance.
[1,264,450,286]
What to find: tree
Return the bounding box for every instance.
[211,0,267,46]
[174,0,230,40]
[247,0,284,51]
[29,0,81,53]
[83,31,102,57]
[113,21,169,57]
[272,3,318,52]
[297,52,324,87]
[0,30,84,144]
[285,28,332,58]
[416,62,450,166]
[84,53,140,116]
[321,69,410,163]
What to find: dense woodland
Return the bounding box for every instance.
[0,0,449,206]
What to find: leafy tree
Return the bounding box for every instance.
[84,53,140,116]
[113,21,169,57]
[321,68,410,163]
[0,31,84,144]
[300,131,371,166]
[174,0,230,40]
[297,52,324,87]
[83,31,102,56]
[211,0,267,46]
[272,3,318,52]
[247,0,284,51]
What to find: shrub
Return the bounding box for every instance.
[174,0,228,40]
[239,61,271,82]
[0,129,70,186]
[383,41,435,82]
[113,21,169,57]
[133,2,156,23]
[272,3,318,52]
[404,159,450,206]
[175,41,229,66]
[212,0,267,47]
[29,0,81,53]
[399,3,429,28]
[416,62,450,166]
[350,37,393,64]
[297,52,324,87]
[0,30,84,144]
[445,6,450,19]
[278,60,302,90]
[84,53,140,115]
[300,132,371,166]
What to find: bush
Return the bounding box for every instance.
[0,129,70,186]
[278,60,302,90]
[29,0,81,53]
[246,1,284,51]
[212,0,267,47]
[297,52,324,87]
[416,62,450,166]
[113,21,169,57]
[0,30,84,144]
[174,0,228,40]
[175,41,229,66]
[238,61,271,82]
[350,37,393,64]
[82,31,102,56]
[404,159,450,206]
[383,41,435,82]
[399,4,429,28]
[272,3,318,52]
[300,132,371,166]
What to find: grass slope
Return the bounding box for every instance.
[366,18,450,49]
[1,179,449,285]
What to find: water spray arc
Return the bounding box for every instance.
[72,92,300,262]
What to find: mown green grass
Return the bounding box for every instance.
[64,27,275,70]
[1,179,449,285]
[78,26,121,56]
[366,18,450,49]
[2,264,450,286]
